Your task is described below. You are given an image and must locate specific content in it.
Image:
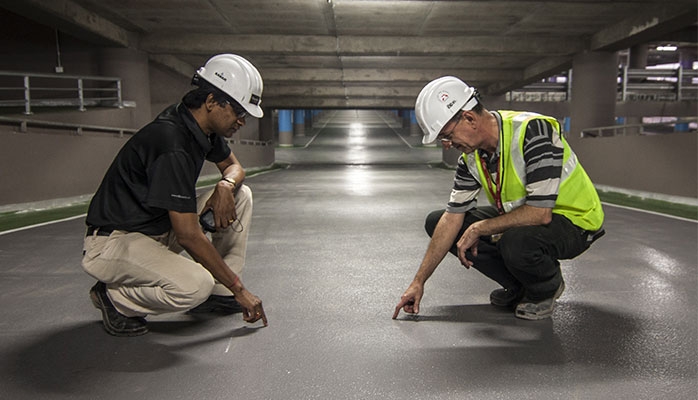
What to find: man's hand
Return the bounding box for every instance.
[456,222,482,268]
[203,181,237,229]
[392,281,424,319]
[232,285,268,326]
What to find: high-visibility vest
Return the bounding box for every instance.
[464,110,604,231]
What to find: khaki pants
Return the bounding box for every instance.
[82,185,253,317]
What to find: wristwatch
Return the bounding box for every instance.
[222,177,236,187]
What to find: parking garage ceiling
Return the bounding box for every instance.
[1,0,696,109]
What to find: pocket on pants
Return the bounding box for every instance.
[83,234,108,262]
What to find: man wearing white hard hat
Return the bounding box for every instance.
[82,54,267,336]
[393,76,605,321]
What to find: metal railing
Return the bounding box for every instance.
[228,138,274,146]
[580,117,697,138]
[0,116,276,145]
[0,71,127,114]
[620,66,698,101]
[506,71,572,102]
[0,116,137,137]
[506,67,698,102]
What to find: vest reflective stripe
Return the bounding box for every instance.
[510,111,578,183]
[463,111,604,231]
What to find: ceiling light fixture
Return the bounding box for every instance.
[656,45,678,52]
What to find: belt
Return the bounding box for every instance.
[86,226,114,237]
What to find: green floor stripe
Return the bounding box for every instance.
[597,191,697,220]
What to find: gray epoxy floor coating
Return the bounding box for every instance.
[1,110,696,399]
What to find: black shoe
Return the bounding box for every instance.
[188,295,242,315]
[89,282,148,337]
[489,285,524,307]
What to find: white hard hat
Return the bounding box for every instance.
[415,76,479,144]
[194,54,264,118]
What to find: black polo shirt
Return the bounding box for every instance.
[86,103,231,235]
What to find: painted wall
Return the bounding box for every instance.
[572,132,697,199]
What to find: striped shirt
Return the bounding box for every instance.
[446,112,564,213]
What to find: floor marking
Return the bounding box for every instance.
[601,202,696,223]
[0,213,86,236]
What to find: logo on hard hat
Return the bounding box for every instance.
[438,91,449,102]
[214,71,228,82]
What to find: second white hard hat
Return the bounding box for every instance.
[194,54,264,118]
[415,76,479,144]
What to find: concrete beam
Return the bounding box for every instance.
[261,68,522,83]
[140,34,583,56]
[0,0,133,47]
[265,84,420,99]
[148,55,197,79]
[591,3,698,51]
[263,96,416,109]
[486,57,572,94]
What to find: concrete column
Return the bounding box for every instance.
[258,107,274,143]
[409,110,421,137]
[625,45,648,134]
[401,109,410,129]
[278,109,293,147]
[98,48,152,128]
[569,51,618,142]
[629,44,648,69]
[293,109,306,137]
[679,48,696,70]
[305,110,313,130]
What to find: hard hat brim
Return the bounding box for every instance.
[422,133,437,145]
[245,105,264,119]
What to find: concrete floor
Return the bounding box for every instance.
[0,110,696,399]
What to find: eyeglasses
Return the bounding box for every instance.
[223,100,247,119]
[437,115,462,143]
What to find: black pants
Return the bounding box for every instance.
[425,207,591,300]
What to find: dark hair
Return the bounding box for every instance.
[472,101,485,114]
[181,80,229,109]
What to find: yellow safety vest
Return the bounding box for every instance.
[463,110,604,231]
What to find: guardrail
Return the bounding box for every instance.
[228,138,274,146]
[0,116,276,146]
[621,66,698,101]
[580,117,697,138]
[0,71,127,115]
[0,116,137,137]
[506,67,698,102]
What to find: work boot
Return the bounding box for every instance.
[89,282,148,336]
[515,280,565,320]
[188,295,242,315]
[489,285,524,307]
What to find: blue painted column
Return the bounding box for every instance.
[294,109,306,137]
[674,122,689,132]
[562,117,571,134]
[401,109,410,130]
[278,109,293,147]
[409,109,421,136]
